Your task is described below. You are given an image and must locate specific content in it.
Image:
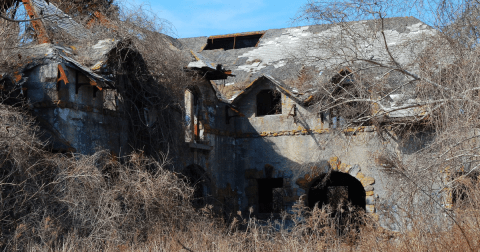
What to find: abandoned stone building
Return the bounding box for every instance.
[1,0,445,230]
[177,17,438,225]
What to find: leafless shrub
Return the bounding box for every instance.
[0,108,196,250]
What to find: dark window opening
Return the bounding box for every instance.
[258,178,284,213]
[256,90,282,116]
[183,165,210,208]
[397,126,435,154]
[332,70,353,84]
[329,70,372,125]
[203,34,264,50]
[452,171,478,208]
[331,70,356,98]
[319,112,326,124]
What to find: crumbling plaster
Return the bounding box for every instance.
[175,75,404,221]
[230,79,387,214]
[24,62,128,154]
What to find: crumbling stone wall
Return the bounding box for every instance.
[230,78,388,217]
[176,78,239,215]
[24,62,128,154]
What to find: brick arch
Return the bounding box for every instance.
[295,157,376,214]
[306,171,366,212]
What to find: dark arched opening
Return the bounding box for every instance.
[183,164,211,208]
[307,171,366,214]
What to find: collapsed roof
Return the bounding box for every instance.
[1,0,187,92]
[179,17,438,118]
[2,1,437,120]
[180,17,435,87]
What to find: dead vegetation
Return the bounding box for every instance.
[4,0,480,251]
[0,105,195,250]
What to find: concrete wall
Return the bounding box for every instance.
[175,79,239,214]
[24,63,428,226]
[25,63,128,155]
[231,78,387,217]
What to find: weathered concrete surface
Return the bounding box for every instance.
[230,78,386,214]
[170,73,397,220]
[25,62,128,154]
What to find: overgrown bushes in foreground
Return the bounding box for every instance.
[1,104,480,251]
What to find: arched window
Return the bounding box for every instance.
[185,89,195,142]
[185,88,204,143]
[256,90,282,116]
[329,69,367,127]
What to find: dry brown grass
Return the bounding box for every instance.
[4,1,480,251]
[2,102,479,251]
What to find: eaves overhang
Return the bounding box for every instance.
[230,74,306,106]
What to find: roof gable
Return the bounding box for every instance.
[231,74,306,106]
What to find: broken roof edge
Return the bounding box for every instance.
[61,55,112,89]
[230,74,306,106]
[182,16,431,42]
[187,51,235,80]
[208,80,231,104]
[188,50,217,70]
[206,30,267,40]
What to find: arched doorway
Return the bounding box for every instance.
[183,164,211,208]
[307,171,366,228]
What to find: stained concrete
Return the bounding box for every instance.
[24,62,128,155]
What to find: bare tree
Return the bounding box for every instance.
[294,0,480,250]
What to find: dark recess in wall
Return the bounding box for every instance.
[258,178,284,213]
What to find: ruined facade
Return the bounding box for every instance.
[175,17,441,226]
[2,0,447,230]
[17,41,128,155]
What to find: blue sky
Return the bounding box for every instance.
[128,0,310,38]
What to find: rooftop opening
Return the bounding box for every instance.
[258,178,284,213]
[256,89,282,116]
[203,32,264,50]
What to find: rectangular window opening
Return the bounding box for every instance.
[256,90,282,116]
